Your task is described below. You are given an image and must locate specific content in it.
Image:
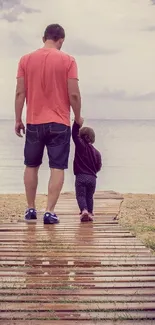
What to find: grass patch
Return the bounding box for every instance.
[144,238,155,251]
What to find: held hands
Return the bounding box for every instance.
[75,116,84,127]
[15,121,25,137]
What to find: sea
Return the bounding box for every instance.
[0,119,155,194]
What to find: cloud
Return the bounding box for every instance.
[142,25,155,32]
[0,0,154,120]
[93,89,155,101]
[64,39,120,56]
[0,0,20,9]
[0,0,40,22]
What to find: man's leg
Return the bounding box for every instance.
[46,168,64,213]
[24,124,44,217]
[44,122,71,223]
[24,166,39,209]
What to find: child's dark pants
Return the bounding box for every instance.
[75,174,96,213]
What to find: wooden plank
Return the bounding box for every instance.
[1,256,155,261]
[1,295,155,302]
[0,235,139,239]
[0,214,118,219]
[0,251,150,256]
[0,218,119,223]
[0,234,135,238]
[1,276,155,283]
[1,301,155,311]
[1,226,124,230]
[0,267,155,278]
[0,225,127,230]
[0,248,149,253]
[0,210,119,215]
[1,282,155,289]
[0,238,139,243]
[0,288,155,295]
[0,243,144,246]
[1,265,154,270]
[2,320,155,325]
[4,265,153,271]
[0,252,152,257]
[0,220,116,224]
[0,220,119,224]
[1,230,131,234]
[1,261,155,267]
[0,311,155,320]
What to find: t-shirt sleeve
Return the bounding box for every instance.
[16,57,25,78]
[68,57,78,79]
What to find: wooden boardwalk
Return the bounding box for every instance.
[0,192,155,324]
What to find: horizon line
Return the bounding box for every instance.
[1,117,155,121]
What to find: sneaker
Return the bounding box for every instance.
[81,210,89,222]
[44,212,59,224]
[25,208,37,222]
[88,213,94,222]
[79,212,94,221]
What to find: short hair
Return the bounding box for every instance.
[44,24,65,42]
[79,127,95,144]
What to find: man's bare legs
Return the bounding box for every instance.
[24,167,64,223]
[24,166,39,209]
[46,168,64,213]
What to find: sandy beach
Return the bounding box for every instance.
[119,193,155,252]
[0,192,155,251]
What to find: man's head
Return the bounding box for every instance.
[79,127,95,144]
[43,24,65,50]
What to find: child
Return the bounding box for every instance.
[72,120,102,222]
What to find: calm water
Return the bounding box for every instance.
[0,119,155,194]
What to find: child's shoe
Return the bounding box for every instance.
[81,209,93,222]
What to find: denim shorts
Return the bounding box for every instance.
[24,123,71,169]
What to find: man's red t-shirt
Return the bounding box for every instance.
[17,48,78,126]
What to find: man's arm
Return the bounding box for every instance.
[15,78,25,122]
[15,58,26,137]
[67,58,81,124]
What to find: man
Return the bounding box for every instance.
[15,24,82,224]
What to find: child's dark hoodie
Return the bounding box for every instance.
[72,122,102,177]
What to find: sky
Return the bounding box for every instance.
[0,0,155,119]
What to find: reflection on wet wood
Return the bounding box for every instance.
[0,192,155,323]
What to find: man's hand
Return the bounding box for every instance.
[75,116,84,127]
[15,121,25,137]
